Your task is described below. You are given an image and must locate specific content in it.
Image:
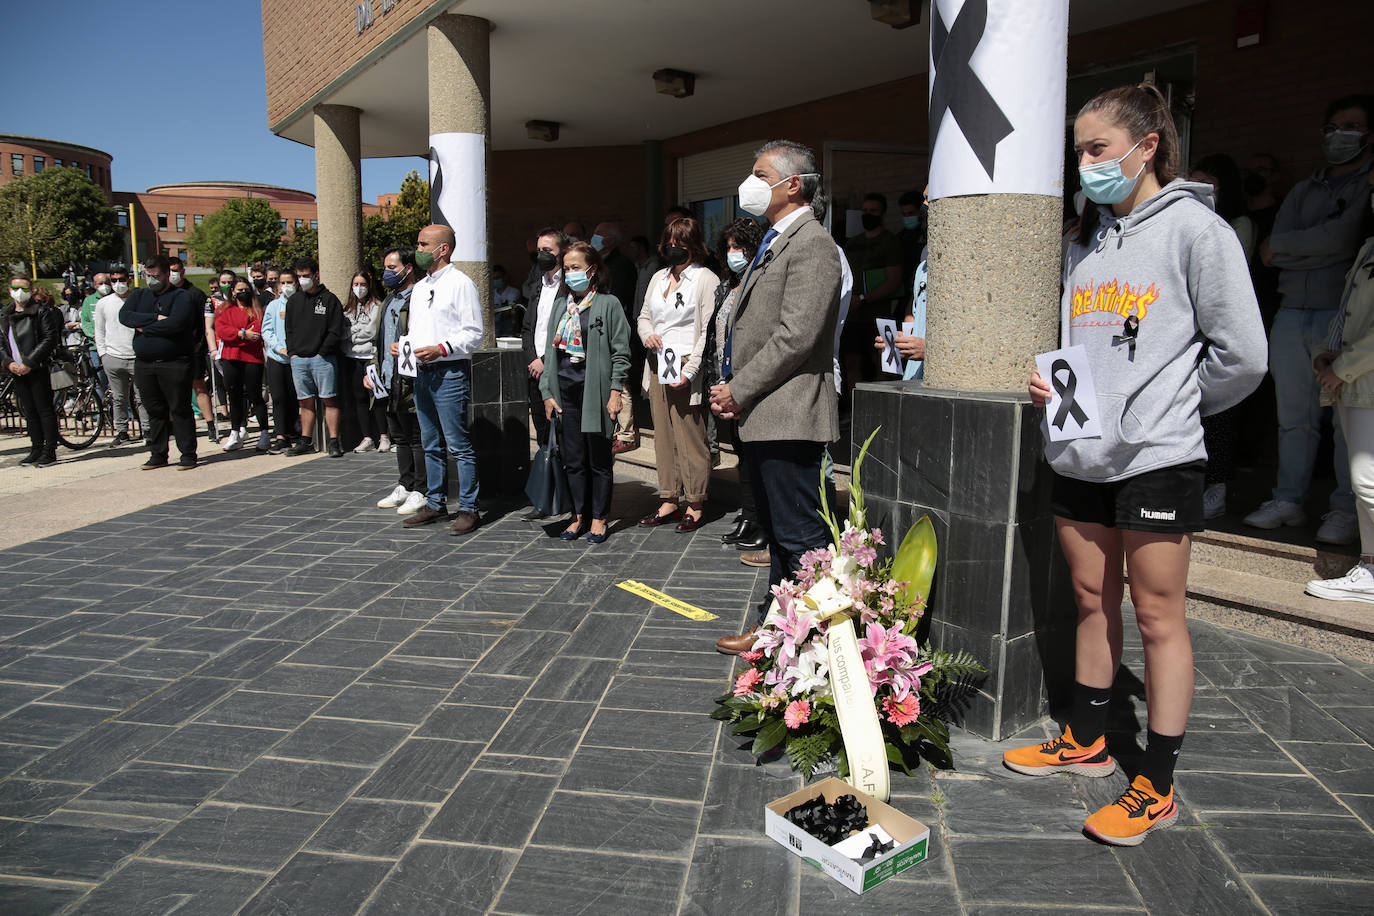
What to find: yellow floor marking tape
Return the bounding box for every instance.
[615,580,719,621]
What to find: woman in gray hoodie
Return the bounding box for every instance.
[1004,85,1267,847]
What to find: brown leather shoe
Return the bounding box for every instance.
[740,548,770,568]
[716,625,759,655]
[611,438,639,454]
[449,510,481,536]
[402,504,448,527]
[638,507,682,527]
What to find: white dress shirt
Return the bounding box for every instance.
[409,263,484,361]
[533,269,563,359]
[93,293,136,359]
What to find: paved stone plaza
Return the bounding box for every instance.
[0,458,1370,914]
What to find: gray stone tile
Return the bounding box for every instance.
[192,639,298,679]
[1178,772,1349,816]
[601,674,722,712]
[71,762,234,819]
[1328,706,1374,745]
[444,673,528,707]
[1269,661,1374,699]
[1119,824,1264,914]
[214,758,370,813]
[0,743,46,778]
[475,752,568,776]
[526,656,619,702]
[683,837,798,916]
[286,637,393,669]
[360,657,471,689]
[0,683,49,717]
[487,699,596,758]
[306,798,432,857]
[621,647,736,681]
[1339,793,1374,825]
[559,612,642,660]
[86,612,185,640]
[316,683,446,725]
[47,633,148,660]
[356,738,482,803]
[321,614,428,643]
[1207,812,1374,879]
[424,769,558,846]
[1174,730,1303,775]
[468,629,567,676]
[1193,657,1286,690]
[494,845,687,916]
[0,702,111,747]
[1245,877,1374,916]
[941,774,1089,837]
[395,629,498,661]
[270,717,410,766]
[138,723,284,770]
[239,852,394,916]
[800,872,961,911]
[142,803,326,871]
[0,778,85,820]
[66,859,266,915]
[0,878,87,913]
[245,663,360,697]
[1228,687,1365,742]
[560,747,712,803]
[531,790,700,857]
[254,608,351,641]
[414,704,512,742]
[195,689,326,730]
[949,836,1137,906]
[0,653,107,687]
[0,819,163,882]
[1279,741,1374,795]
[699,763,802,838]
[17,722,174,783]
[362,842,518,916]
[582,708,718,754]
[105,647,210,678]
[116,676,239,726]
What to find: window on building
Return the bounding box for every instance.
[176,214,186,232]
[53,157,63,168]
[116,209,129,227]
[33,156,44,173]
[157,213,168,230]
[10,154,22,176]
[279,218,287,231]
[84,163,92,180]
[194,214,203,225]
[310,219,318,230]
[294,218,303,229]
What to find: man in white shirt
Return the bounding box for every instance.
[402,224,484,536]
[519,227,569,450]
[93,267,150,445]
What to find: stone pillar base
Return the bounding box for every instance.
[468,347,532,498]
[852,380,1076,740]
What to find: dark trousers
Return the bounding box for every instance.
[265,358,299,442]
[135,357,197,462]
[386,405,425,492]
[559,378,614,519]
[12,369,57,453]
[741,440,831,622]
[345,357,386,441]
[528,374,550,447]
[726,419,757,523]
[220,359,268,432]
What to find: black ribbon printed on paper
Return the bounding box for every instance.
[400,339,416,373]
[882,323,900,371]
[661,348,678,380]
[1050,358,1088,431]
[929,0,1013,181]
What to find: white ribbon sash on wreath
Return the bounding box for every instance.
[826,617,891,802]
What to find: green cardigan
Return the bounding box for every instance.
[539,291,631,438]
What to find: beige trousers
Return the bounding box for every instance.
[647,375,710,504]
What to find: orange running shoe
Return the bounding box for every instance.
[1084,774,1177,846]
[1002,726,1117,777]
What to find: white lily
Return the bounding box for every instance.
[784,640,831,698]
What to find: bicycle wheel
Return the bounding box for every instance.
[56,385,105,450]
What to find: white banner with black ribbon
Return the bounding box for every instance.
[428,132,487,263]
[1036,344,1101,442]
[927,0,1069,200]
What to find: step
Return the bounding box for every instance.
[1192,528,1357,582]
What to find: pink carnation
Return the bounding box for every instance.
[784,699,811,729]
[733,668,763,696]
[740,649,764,663]
[883,690,921,726]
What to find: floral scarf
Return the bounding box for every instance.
[553,292,591,360]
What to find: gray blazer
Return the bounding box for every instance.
[727,209,842,444]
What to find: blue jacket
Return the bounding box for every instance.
[261,294,289,364]
[1270,160,1373,311]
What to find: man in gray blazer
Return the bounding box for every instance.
[711,140,843,654]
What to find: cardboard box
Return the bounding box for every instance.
[764,777,930,894]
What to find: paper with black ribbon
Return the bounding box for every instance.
[397,335,418,379]
[365,363,388,399]
[876,318,903,375]
[1036,345,1101,442]
[657,347,681,384]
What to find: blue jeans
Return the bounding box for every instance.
[414,361,479,512]
[290,355,338,399]
[1269,308,1353,512]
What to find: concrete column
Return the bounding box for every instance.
[312,104,363,300]
[428,13,492,347]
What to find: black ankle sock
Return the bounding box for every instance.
[1140,730,1184,794]
[1069,682,1113,746]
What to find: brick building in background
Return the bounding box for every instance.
[0,135,114,199]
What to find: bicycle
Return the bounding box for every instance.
[51,336,106,450]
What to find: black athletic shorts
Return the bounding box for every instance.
[1050,461,1206,533]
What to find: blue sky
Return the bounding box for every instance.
[1,0,422,202]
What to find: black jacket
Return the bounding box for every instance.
[0,301,62,370]
[285,285,345,358]
[119,285,199,361]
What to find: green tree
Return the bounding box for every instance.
[0,167,122,276]
[276,225,318,268]
[185,197,282,268]
[360,169,431,270]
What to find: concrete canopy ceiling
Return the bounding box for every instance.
[273,0,1206,158]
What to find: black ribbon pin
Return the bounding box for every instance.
[673,291,685,310]
[1050,358,1089,431]
[1112,314,1139,359]
[882,323,900,371]
[661,348,678,381]
[929,0,1014,181]
[400,339,415,373]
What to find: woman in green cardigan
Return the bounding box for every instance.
[540,241,632,543]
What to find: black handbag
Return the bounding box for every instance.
[525,414,572,516]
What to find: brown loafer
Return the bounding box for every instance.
[611,438,639,454]
[449,510,481,536]
[740,548,770,568]
[403,504,448,527]
[638,508,682,527]
[716,625,759,655]
[675,513,704,533]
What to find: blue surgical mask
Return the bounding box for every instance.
[566,270,591,293]
[902,215,922,230]
[381,268,406,290]
[1078,138,1146,205]
[589,234,606,252]
[726,251,749,273]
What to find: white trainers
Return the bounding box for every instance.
[1243,499,1306,530]
[377,435,392,453]
[377,484,410,509]
[1203,483,1227,521]
[222,429,243,452]
[1306,562,1374,603]
[1316,510,1359,545]
[355,437,376,453]
[397,490,427,515]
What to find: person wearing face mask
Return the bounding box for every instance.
[401,225,484,534]
[370,248,425,513]
[637,217,720,532]
[285,257,347,457]
[119,255,201,470]
[343,270,385,452]
[490,264,522,338]
[214,278,269,452]
[710,140,842,655]
[206,268,237,422]
[260,268,300,454]
[266,265,281,300]
[1013,84,1265,847]
[592,221,642,454]
[520,227,570,453]
[2,278,63,467]
[896,190,926,300]
[1244,94,1374,544]
[250,262,274,309]
[840,192,902,391]
[539,241,631,543]
[168,258,218,444]
[93,268,148,446]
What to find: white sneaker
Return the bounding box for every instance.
[1306,562,1374,603]
[1316,510,1359,545]
[397,490,427,515]
[1203,483,1227,521]
[1243,499,1306,530]
[377,436,392,453]
[377,484,409,509]
[354,437,376,453]
[222,429,243,452]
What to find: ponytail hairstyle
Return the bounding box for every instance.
[1074,83,1180,245]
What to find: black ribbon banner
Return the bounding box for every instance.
[930,0,1014,181]
[882,323,900,371]
[661,348,679,380]
[400,339,416,373]
[427,146,446,228]
[1050,358,1089,431]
